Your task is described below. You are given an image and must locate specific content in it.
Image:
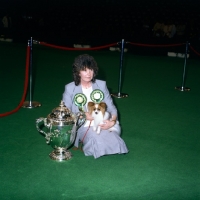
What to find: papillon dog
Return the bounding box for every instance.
[87,102,110,134]
[87,102,120,134]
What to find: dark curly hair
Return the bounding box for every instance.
[72,54,98,86]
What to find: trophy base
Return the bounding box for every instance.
[22,101,42,108]
[175,86,190,91]
[111,93,128,98]
[49,148,72,161]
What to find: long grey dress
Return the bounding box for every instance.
[62,79,128,159]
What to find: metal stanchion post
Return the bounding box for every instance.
[22,37,41,108]
[175,41,190,91]
[111,39,128,98]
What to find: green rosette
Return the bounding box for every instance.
[73,93,87,110]
[90,89,104,103]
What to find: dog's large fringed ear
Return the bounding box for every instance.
[87,102,95,113]
[99,102,107,109]
[88,102,95,107]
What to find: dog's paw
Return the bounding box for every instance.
[96,127,101,134]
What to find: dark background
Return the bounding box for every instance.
[1,0,200,46]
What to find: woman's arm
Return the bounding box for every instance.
[99,81,118,130]
[62,84,73,110]
[99,117,117,130]
[101,81,118,117]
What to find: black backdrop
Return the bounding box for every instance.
[1,0,200,46]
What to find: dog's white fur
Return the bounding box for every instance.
[87,102,120,134]
[87,102,110,134]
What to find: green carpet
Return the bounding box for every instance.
[0,42,200,200]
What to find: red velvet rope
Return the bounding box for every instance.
[39,40,200,57]
[39,42,118,50]
[128,42,184,47]
[1,40,200,118]
[0,46,30,117]
[189,45,200,56]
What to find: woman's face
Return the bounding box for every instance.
[79,68,94,83]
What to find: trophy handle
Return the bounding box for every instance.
[76,112,86,129]
[70,124,78,144]
[69,112,86,145]
[36,117,51,144]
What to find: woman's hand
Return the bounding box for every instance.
[85,112,94,121]
[99,120,115,130]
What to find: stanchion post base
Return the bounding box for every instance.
[111,93,128,98]
[175,86,190,91]
[22,101,42,108]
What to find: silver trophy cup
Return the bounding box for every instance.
[36,101,85,161]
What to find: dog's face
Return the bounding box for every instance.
[87,102,106,115]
